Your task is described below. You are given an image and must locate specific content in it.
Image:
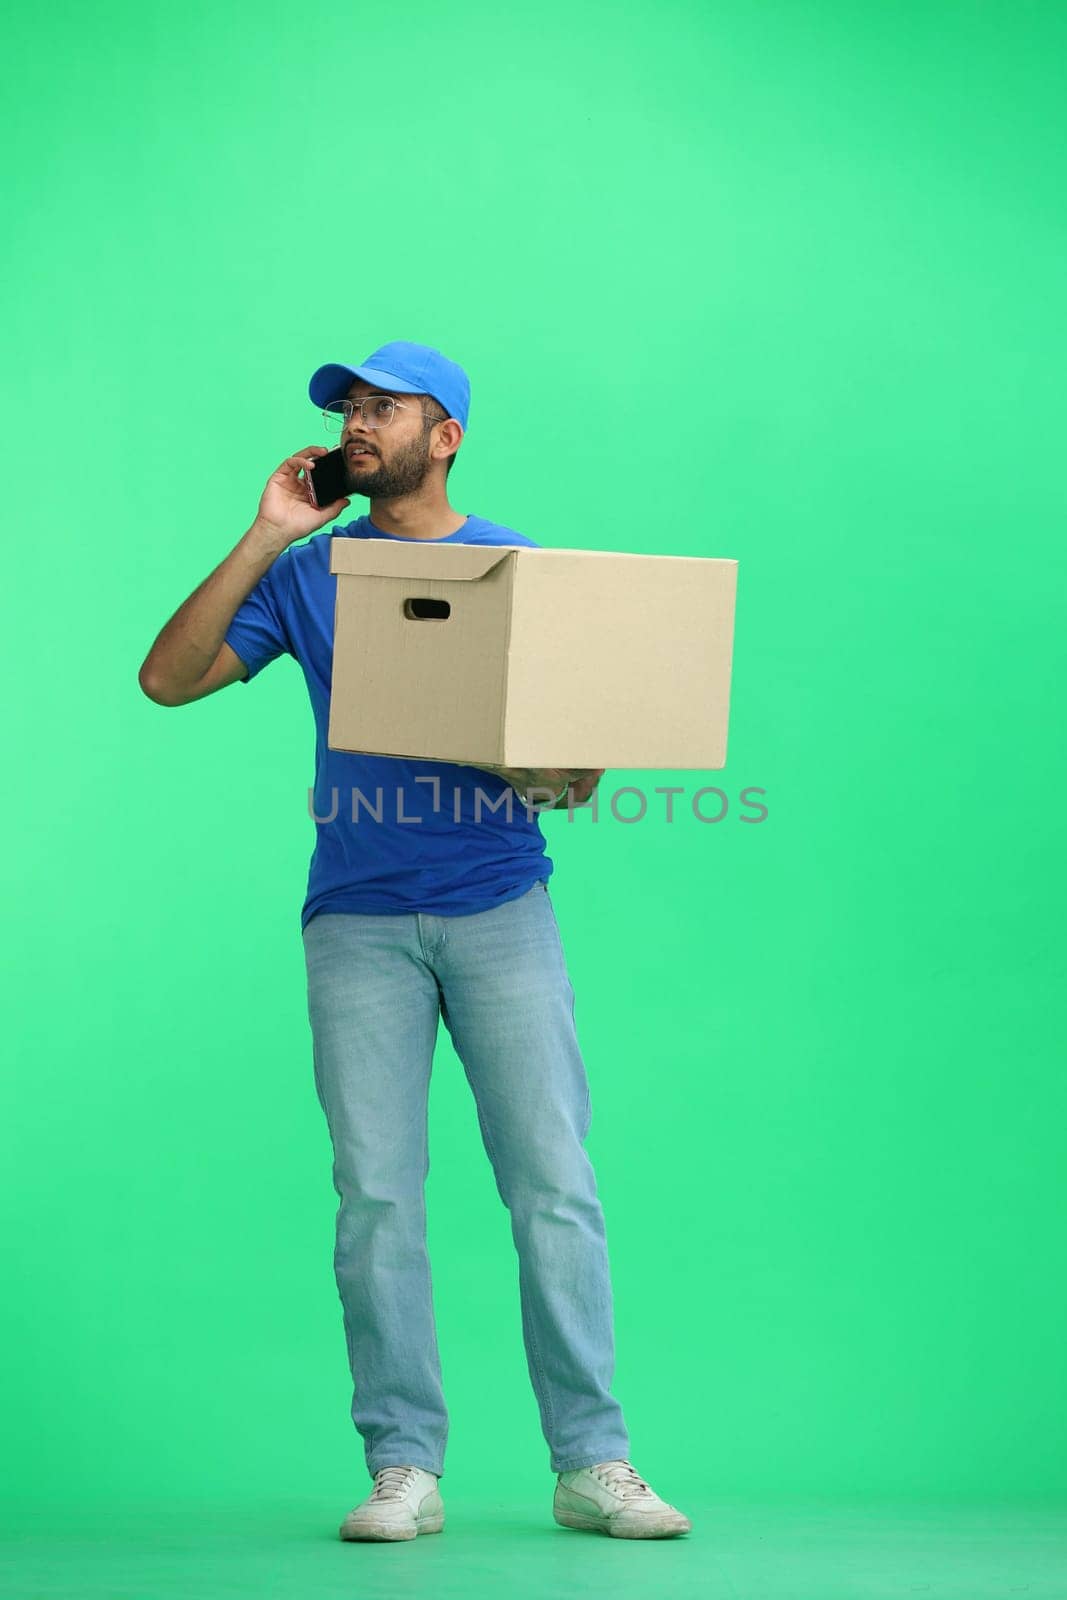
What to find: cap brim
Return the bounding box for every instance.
[308,362,425,409]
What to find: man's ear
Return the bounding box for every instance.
[433,418,463,466]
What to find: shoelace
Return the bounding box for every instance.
[369,1465,421,1501]
[590,1459,655,1499]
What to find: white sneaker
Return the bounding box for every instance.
[339,1465,445,1541]
[554,1458,692,1538]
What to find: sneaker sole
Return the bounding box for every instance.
[340,1511,445,1541]
[554,1506,691,1538]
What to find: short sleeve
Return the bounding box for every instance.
[224,548,295,684]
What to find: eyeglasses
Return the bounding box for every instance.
[322,394,447,432]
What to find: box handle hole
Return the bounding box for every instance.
[403,598,451,620]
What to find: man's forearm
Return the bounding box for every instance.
[138,517,289,703]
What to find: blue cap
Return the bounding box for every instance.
[308,340,470,431]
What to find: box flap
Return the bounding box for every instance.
[330,537,519,581]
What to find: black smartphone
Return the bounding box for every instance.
[305,447,349,510]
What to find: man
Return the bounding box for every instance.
[137,340,691,1543]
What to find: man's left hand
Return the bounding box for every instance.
[474,765,606,807]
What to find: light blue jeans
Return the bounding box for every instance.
[301,878,631,1481]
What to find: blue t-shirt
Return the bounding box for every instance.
[224,513,554,930]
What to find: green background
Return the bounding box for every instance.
[3,0,1065,1593]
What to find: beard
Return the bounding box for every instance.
[344,434,433,499]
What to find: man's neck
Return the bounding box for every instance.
[367,489,467,541]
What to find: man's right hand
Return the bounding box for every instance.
[253,446,351,547]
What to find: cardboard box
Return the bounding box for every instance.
[327,539,738,769]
